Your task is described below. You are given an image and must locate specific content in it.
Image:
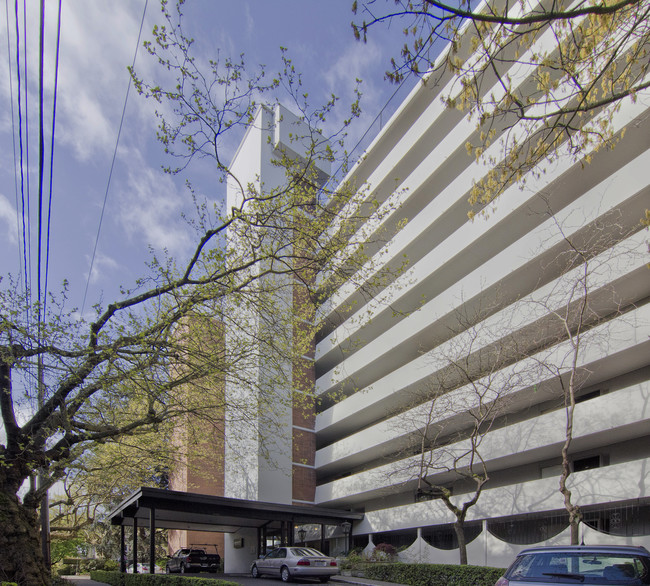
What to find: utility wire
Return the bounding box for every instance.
[37,0,45,330]
[43,0,62,322]
[6,0,24,290]
[82,0,149,315]
[21,0,33,307]
[13,0,29,312]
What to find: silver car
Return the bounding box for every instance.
[495,545,650,585]
[251,547,339,582]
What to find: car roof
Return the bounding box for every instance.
[517,545,650,556]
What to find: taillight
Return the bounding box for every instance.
[297,560,311,566]
[494,578,509,586]
[330,561,337,566]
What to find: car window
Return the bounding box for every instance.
[308,548,327,557]
[277,549,287,558]
[264,549,279,559]
[507,552,649,584]
[291,548,323,557]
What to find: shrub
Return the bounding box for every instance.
[90,571,122,586]
[364,562,505,586]
[56,564,77,576]
[338,550,368,570]
[89,570,241,586]
[371,543,398,561]
[81,558,119,572]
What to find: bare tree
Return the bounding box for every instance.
[389,309,524,564]
[523,205,648,544]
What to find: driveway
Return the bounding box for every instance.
[66,574,349,586]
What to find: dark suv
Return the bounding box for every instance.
[496,545,650,585]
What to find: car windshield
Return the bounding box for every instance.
[507,551,650,584]
[290,548,325,557]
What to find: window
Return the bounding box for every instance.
[488,513,569,545]
[506,551,650,584]
[573,455,601,472]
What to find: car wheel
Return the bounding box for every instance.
[281,566,292,582]
[319,578,329,583]
[251,564,260,578]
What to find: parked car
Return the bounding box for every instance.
[251,547,339,582]
[165,548,221,573]
[495,545,650,585]
[126,563,150,573]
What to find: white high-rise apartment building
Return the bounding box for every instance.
[220,19,650,571]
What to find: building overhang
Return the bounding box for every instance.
[107,486,363,534]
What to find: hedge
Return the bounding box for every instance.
[363,562,505,586]
[89,571,239,586]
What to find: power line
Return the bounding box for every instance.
[43,0,63,322]
[37,0,45,329]
[13,0,29,311]
[82,0,149,315]
[5,0,23,290]
[21,0,33,307]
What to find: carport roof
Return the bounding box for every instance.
[108,487,363,533]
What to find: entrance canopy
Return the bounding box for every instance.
[108,486,363,533]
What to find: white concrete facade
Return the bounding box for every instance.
[224,19,650,568]
[306,11,650,567]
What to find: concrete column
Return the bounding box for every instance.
[132,518,138,572]
[149,508,156,574]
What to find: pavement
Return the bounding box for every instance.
[64,577,108,586]
[333,576,397,586]
[65,574,400,586]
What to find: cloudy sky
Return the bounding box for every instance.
[0,0,415,318]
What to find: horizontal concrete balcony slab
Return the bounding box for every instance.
[318,0,577,324]
[315,243,650,447]
[348,457,650,534]
[315,113,650,390]
[318,59,650,344]
[315,317,649,477]
[315,372,650,506]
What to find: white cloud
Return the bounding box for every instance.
[52,1,158,161]
[0,194,18,245]
[118,152,193,258]
[321,37,388,152]
[85,251,120,286]
[244,3,255,39]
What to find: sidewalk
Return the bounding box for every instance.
[65,577,109,586]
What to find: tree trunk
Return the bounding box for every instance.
[0,489,51,585]
[569,517,581,545]
[454,519,468,565]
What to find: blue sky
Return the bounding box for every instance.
[0,0,413,317]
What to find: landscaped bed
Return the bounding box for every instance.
[363,562,505,586]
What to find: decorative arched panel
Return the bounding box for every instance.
[422,521,482,550]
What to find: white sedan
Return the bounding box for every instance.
[126,562,154,573]
[251,547,339,582]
